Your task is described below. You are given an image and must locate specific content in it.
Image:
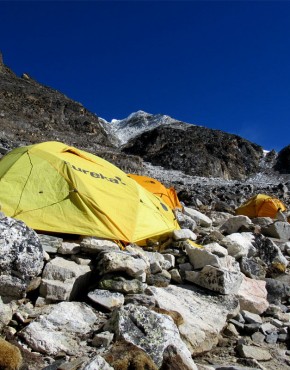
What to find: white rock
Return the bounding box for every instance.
[21,302,104,355]
[83,355,114,370]
[186,244,221,269]
[88,289,124,311]
[151,284,239,355]
[204,242,228,257]
[221,233,253,259]
[220,215,252,235]
[186,265,243,295]
[173,229,197,241]
[58,242,80,255]
[183,207,213,227]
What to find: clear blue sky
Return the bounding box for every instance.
[1,1,290,151]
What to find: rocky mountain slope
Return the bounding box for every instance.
[0,53,118,152]
[1,53,288,184]
[122,121,264,181]
[2,55,290,370]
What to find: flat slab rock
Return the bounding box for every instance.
[151,284,240,355]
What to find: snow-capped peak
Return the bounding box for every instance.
[108,110,178,145]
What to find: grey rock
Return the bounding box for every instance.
[262,221,290,240]
[92,331,114,348]
[240,256,267,279]
[82,356,114,370]
[146,270,171,287]
[241,310,262,325]
[0,217,44,301]
[97,250,149,277]
[98,274,145,294]
[80,237,120,254]
[104,303,197,369]
[236,344,272,361]
[88,289,124,311]
[124,293,157,307]
[185,265,243,295]
[38,234,63,253]
[251,331,265,344]
[21,302,106,355]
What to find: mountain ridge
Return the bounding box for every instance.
[2,55,290,212]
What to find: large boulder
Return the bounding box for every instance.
[104,303,197,369]
[150,284,239,355]
[0,217,44,302]
[21,302,107,355]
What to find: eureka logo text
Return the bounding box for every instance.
[64,161,126,185]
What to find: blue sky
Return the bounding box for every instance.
[1,1,290,151]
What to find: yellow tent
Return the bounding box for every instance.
[0,141,178,244]
[235,194,287,219]
[127,174,182,210]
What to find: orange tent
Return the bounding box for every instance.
[235,194,287,219]
[128,174,182,210]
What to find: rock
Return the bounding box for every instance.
[124,293,156,307]
[144,250,172,272]
[58,242,80,255]
[235,276,269,314]
[185,265,243,295]
[252,234,288,272]
[88,288,124,311]
[221,233,254,259]
[40,257,91,301]
[265,278,290,305]
[146,270,171,287]
[236,344,272,361]
[239,256,267,279]
[173,229,197,241]
[251,331,265,344]
[223,323,240,338]
[21,302,106,356]
[0,296,13,329]
[92,331,114,348]
[186,244,221,269]
[83,355,114,370]
[169,268,183,284]
[220,215,253,235]
[161,344,198,370]
[104,303,197,369]
[260,322,277,335]
[97,250,149,278]
[98,274,145,294]
[262,221,290,240]
[204,242,228,257]
[57,357,88,370]
[209,211,233,227]
[151,284,239,355]
[80,237,120,254]
[183,207,213,227]
[174,209,197,230]
[0,217,44,301]
[38,234,63,254]
[241,310,262,325]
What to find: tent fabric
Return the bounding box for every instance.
[0,141,179,244]
[127,174,182,210]
[235,194,287,219]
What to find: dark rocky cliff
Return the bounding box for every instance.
[0,54,117,152]
[122,123,264,181]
